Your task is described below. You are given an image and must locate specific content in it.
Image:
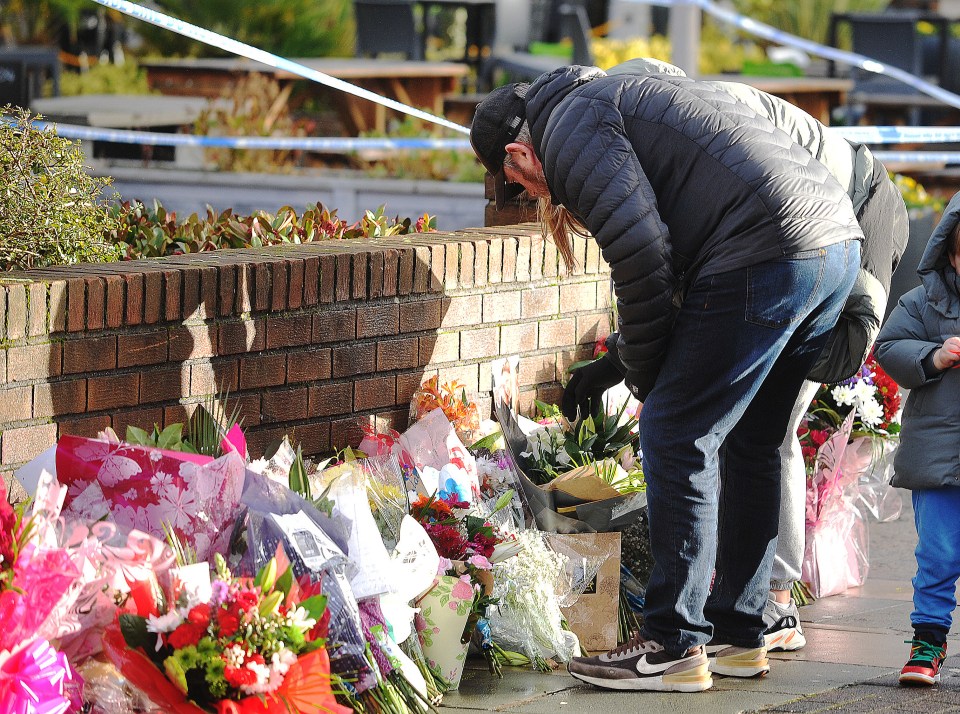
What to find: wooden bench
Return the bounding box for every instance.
[141,57,470,135]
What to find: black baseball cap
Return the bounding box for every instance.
[470,83,530,210]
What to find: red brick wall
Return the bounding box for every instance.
[0,226,611,476]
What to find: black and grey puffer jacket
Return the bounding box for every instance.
[606,59,908,384]
[875,193,960,490]
[524,66,865,399]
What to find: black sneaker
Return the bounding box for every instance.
[567,634,712,692]
[762,597,806,652]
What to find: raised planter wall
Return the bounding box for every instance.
[0,228,611,479]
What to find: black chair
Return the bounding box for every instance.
[353,0,423,60]
[0,61,28,108]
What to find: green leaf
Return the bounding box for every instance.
[125,425,152,446]
[157,423,184,450]
[298,594,328,622]
[491,489,515,515]
[275,566,293,598]
[119,613,156,652]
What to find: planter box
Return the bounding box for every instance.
[96,166,487,233]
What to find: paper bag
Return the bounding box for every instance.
[547,532,621,652]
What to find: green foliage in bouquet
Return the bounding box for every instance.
[106,198,437,260]
[123,392,242,457]
[0,106,121,271]
[526,401,642,489]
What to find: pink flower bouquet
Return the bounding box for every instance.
[56,434,246,562]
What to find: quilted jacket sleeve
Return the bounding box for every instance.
[543,97,675,400]
[874,287,942,389]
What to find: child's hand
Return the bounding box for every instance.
[933,336,960,370]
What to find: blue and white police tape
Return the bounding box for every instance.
[29,118,960,153]
[622,0,960,111]
[873,151,960,164]
[27,119,474,152]
[87,0,471,136]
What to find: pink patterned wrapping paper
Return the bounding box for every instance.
[55,435,245,562]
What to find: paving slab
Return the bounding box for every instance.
[439,488,960,712]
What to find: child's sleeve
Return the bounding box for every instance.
[875,289,943,388]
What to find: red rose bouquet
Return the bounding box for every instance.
[106,553,349,714]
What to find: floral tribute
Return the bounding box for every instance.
[0,481,83,713]
[799,352,901,470]
[410,493,504,638]
[108,553,349,714]
[410,377,481,444]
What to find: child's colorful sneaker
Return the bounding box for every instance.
[899,634,947,686]
[567,634,713,692]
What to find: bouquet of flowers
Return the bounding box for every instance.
[486,529,580,671]
[802,352,901,445]
[799,351,903,523]
[409,377,481,445]
[0,480,83,713]
[410,492,501,629]
[55,420,247,562]
[105,553,349,714]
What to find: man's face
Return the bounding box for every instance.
[503,142,550,199]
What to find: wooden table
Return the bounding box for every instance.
[141,57,470,135]
[703,75,853,124]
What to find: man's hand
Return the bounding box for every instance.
[933,336,960,371]
[561,356,624,422]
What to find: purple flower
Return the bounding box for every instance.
[210,579,229,607]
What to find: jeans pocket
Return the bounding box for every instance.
[745,249,825,328]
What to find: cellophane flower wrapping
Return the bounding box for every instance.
[802,411,870,598]
[55,434,245,562]
[842,436,902,522]
[0,478,84,714]
[365,408,481,504]
[487,529,580,665]
[240,471,377,694]
[408,376,481,446]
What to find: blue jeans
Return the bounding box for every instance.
[638,240,860,656]
[911,487,960,638]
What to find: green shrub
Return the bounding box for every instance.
[358,115,486,182]
[138,0,353,58]
[731,0,886,46]
[60,61,153,96]
[106,199,437,260]
[0,106,120,271]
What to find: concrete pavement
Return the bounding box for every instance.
[443,491,960,712]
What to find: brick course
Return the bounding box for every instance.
[0,230,608,469]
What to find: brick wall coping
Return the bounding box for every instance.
[0,224,612,475]
[0,222,613,340]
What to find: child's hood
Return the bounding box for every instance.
[917,191,960,317]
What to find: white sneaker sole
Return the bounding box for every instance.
[899,671,940,686]
[707,648,770,678]
[764,628,806,652]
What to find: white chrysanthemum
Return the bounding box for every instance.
[831,384,856,407]
[146,609,185,634]
[239,660,272,695]
[858,397,885,428]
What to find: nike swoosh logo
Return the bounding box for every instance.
[634,655,674,675]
